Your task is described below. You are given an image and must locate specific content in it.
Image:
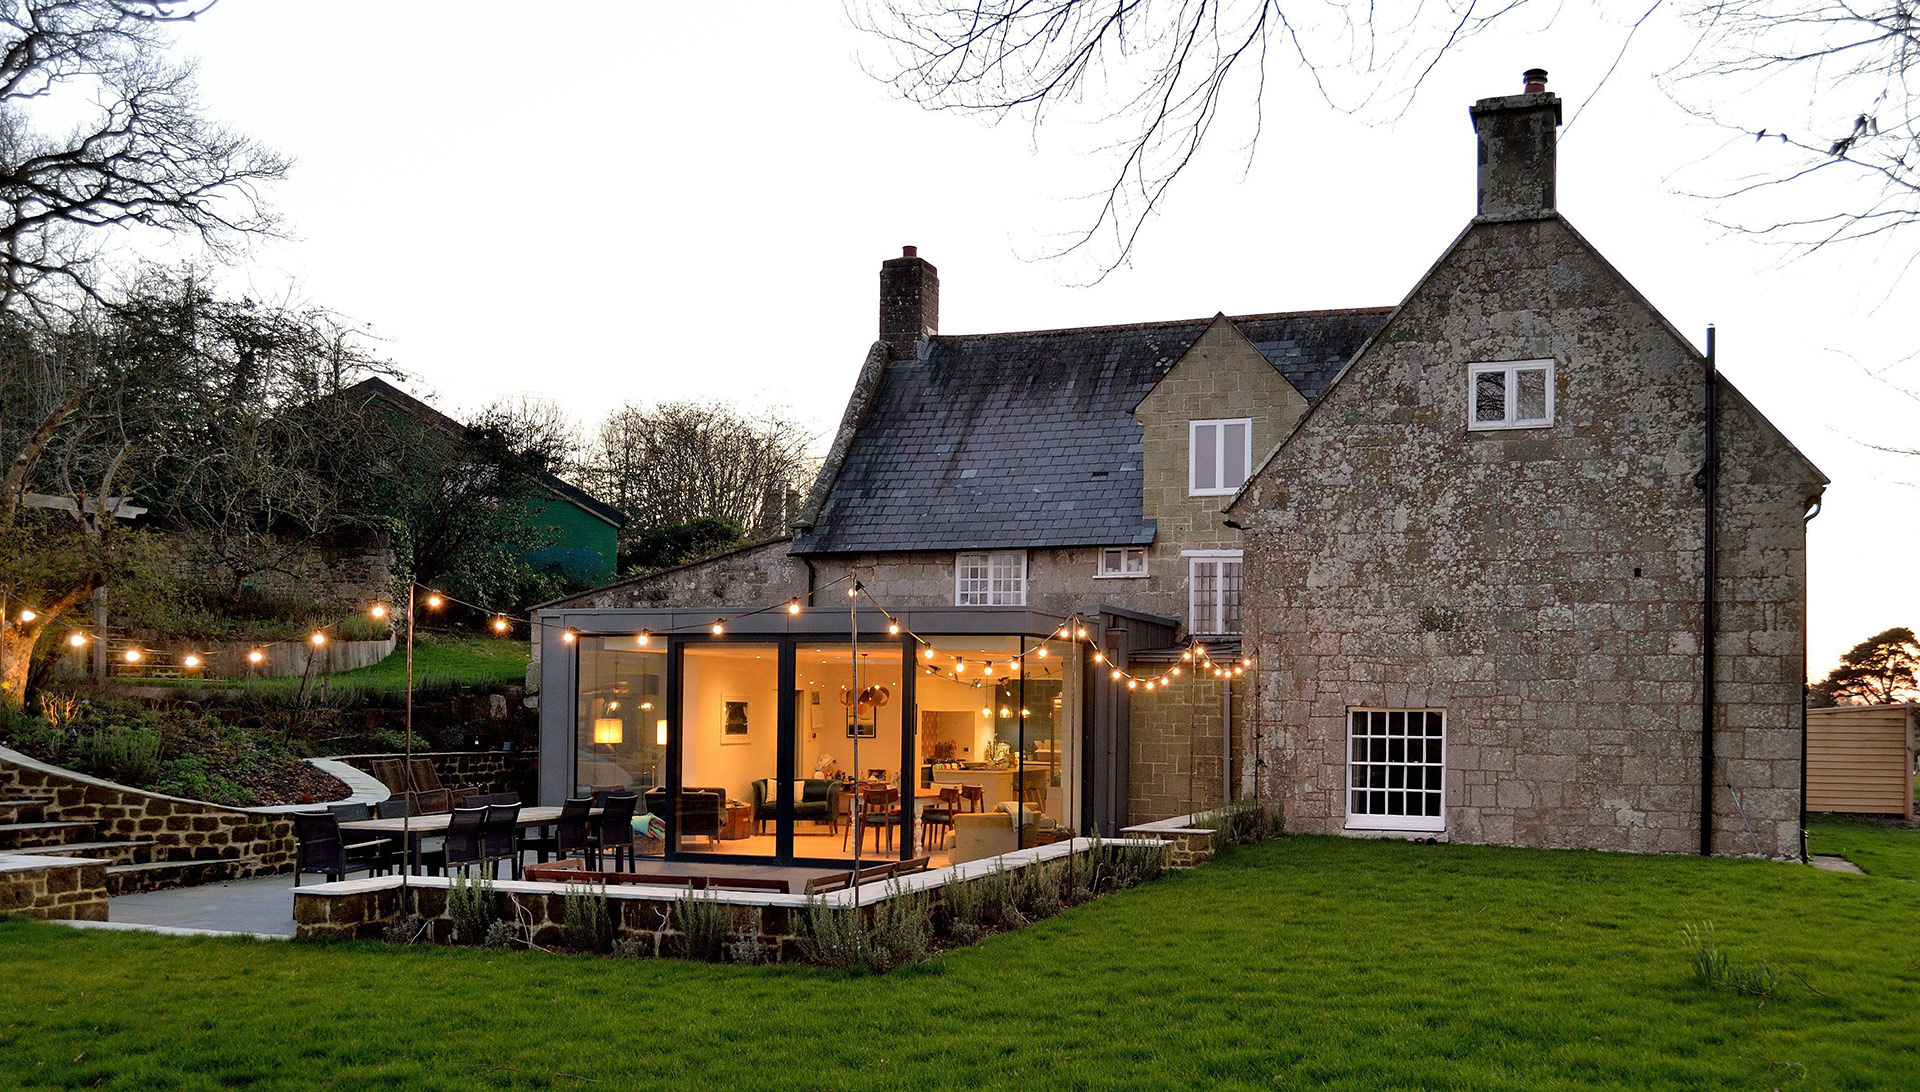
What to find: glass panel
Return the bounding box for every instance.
[574,636,668,801]
[1475,370,1506,422]
[673,643,779,853]
[918,636,1066,860]
[1022,636,1081,836]
[1221,560,1243,633]
[1191,561,1220,634]
[956,553,990,605]
[793,639,906,862]
[1516,367,1548,421]
[1192,423,1218,490]
[1222,421,1249,487]
[988,552,1025,605]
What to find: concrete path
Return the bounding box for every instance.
[1812,854,1866,875]
[107,873,299,937]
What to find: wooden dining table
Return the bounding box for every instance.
[340,806,599,875]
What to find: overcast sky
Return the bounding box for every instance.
[144,2,1917,678]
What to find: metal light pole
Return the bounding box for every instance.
[849,580,860,910]
[400,582,414,893]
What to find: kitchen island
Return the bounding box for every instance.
[930,765,1048,810]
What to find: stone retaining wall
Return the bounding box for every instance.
[0,745,295,890]
[294,837,1170,960]
[0,854,107,921]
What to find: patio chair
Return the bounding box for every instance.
[329,802,371,824]
[489,792,521,806]
[413,788,452,815]
[589,793,639,872]
[482,802,523,880]
[520,796,591,865]
[419,805,487,877]
[292,811,390,886]
[374,798,409,820]
[406,759,443,794]
[458,791,492,809]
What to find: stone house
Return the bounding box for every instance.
[532,71,1822,864]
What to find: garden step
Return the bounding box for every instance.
[8,840,153,866]
[0,820,96,849]
[0,797,48,823]
[107,858,256,897]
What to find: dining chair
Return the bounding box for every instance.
[420,805,487,877]
[292,812,389,886]
[481,802,522,879]
[919,786,959,850]
[374,798,409,819]
[590,793,639,871]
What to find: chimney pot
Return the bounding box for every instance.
[879,247,939,360]
[1523,68,1548,94]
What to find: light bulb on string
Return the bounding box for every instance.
[1110,669,1122,681]
[787,600,801,615]
[18,609,35,623]
[426,593,443,609]
[68,633,87,648]
[710,620,725,635]
[887,622,899,635]
[492,617,509,633]
[923,648,936,660]
[637,630,651,646]
[561,630,577,644]
[1126,679,1138,690]
[369,604,387,619]
[183,654,201,669]
[247,649,263,663]
[310,632,327,646]
[1093,651,1105,663]
[123,648,142,663]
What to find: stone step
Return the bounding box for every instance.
[0,820,95,849]
[8,839,152,866]
[107,858,256,897]
[0,798,48,823]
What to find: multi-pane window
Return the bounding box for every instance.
[955,550,1026,606]
[1097,547,1148,578]
[1188,553,1242,634]
[1467,360,1554,430]
[1189,419,1253,495]
[1346,709,1446,831]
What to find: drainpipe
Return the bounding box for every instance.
[1698,326,1718,857]
[802,556,817,607]
[1221,676,1233,806]
[1799,497,1821,863]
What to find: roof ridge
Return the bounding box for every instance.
[934,306,1396,342]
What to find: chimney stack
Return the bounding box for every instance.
[879,245,938,361]
[1469,68,1562,220]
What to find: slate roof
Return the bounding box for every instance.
[792,308,1390,554]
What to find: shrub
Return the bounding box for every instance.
[447,873,500,945]
[1683,921,1780,999]
[611,935,652,959]
[795,896,866,970]
[673,890,733,962]
[1020,861,1064,919]
[73,723,162,785]
[940,872,987,939]
[482,919,522,949]
[384,912,429,946]
[1098,840,1169,890]
[978,862,1025,928]
[865,882,931,972]
[561,882,614,953]
[1199,799,1276,854]
[725,924,774,965]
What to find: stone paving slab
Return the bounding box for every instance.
[108,872,299,937]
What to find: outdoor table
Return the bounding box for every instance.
[340,806,598,875]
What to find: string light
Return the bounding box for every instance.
[1126,679,1138,690]
[923,648,936,659]
[310,632,327,646]
[1036,647,1047,658]
[67,633,87,648]
[18,609,35,623]
[1093,651,1105,663]
[247,649,264,663]
[426,593,443,609]
[183,654,201,669]
[123,649,141,663]
[887,622,899,635]
[637,630,651,646]
[492,617,509,633]
[561,630,576,644]
[710,620,725,635]
[788,600,801,615]
[369,604,387,619]
[1111,669,1122,680]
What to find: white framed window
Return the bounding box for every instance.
[1096,547,1148,579]
[1189,418,1253,496]
[1186,551,1242,634]
[1345,709,1446,832]
[955,550,1026,606]
[1467,360,1554,431]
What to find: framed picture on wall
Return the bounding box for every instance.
[721,695,750,744]
[845,708,877,739]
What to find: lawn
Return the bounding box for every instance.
[4,832,1918,1091]
[127,633,530,696]
[1807,815,1920,881]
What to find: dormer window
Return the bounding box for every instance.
[1096,547,1148,578]
[1190,419,1252,496]
[1468,360,1554,430]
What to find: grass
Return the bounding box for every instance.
[121,633,529,697]
[1806,815,1920,881]
[4,834,1920,1090]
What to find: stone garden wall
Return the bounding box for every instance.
[0,854,107,921]
[333,750,539,801]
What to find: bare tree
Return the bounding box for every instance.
[859,1,1920,277]
[0,0,287,709]
[579,401,818,551]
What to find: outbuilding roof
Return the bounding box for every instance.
[791,308,1389,554]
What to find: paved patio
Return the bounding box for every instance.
[103,872,300,937]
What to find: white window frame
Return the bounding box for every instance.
[1189,418,1254,496]
[1466,359,1555,431]
[1344,708,1446,833]
[1095,547,1149,579]
[1184,549,1242,635]
[954,550,1027,606]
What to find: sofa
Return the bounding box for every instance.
[751,778,843,833]
[641,786,726,844]
[951,805,1058,865]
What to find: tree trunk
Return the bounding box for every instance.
[1,627,35,712]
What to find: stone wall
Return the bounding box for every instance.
[161,526,395,613]
[0,745,295,891]
[0,855,107,921]
[334,750,539,802]
[1236,216,1822,858]
[1128,674,1253,824]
